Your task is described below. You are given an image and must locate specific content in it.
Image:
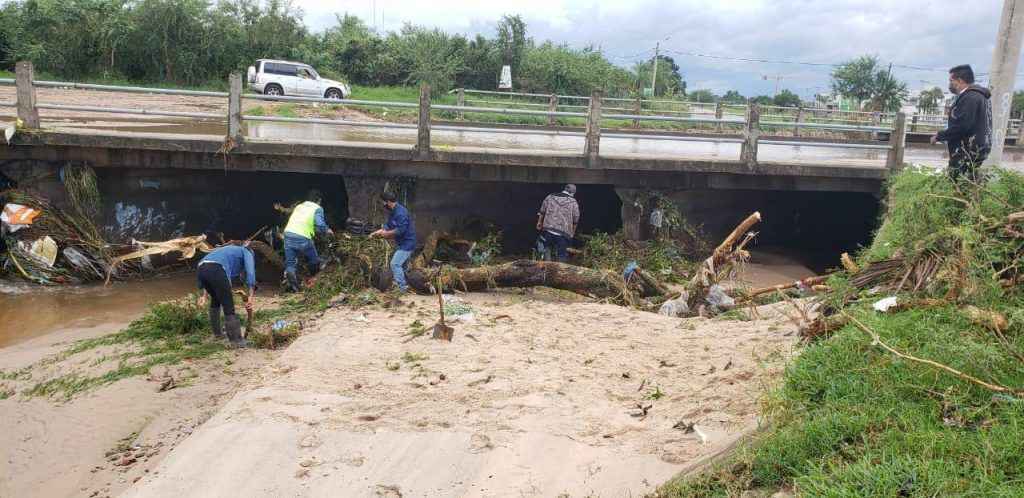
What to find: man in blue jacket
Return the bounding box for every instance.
[371,192,417,292]
[931,64,992,181]
[196,244,256,348]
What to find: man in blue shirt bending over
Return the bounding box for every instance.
[197,244,256,348]
[371,192,417,293]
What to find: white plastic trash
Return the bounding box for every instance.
[873,296,899,313]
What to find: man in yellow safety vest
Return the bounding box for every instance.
[278,189,333,292]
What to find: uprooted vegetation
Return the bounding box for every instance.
[659,167,1024,497]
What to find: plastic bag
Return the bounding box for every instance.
[705,284,735,313]
[659,292,691,317]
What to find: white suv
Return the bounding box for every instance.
[247,59,351,99]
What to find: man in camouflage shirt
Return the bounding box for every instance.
[535,184,580,262]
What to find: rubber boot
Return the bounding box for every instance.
[285,270,301,293]
[209,307,224,339]
[224,315,249,349]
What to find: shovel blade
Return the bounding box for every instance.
[432,323,454,342]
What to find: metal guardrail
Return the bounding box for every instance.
[9,61,911,172]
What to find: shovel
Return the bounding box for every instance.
[234,289,255,341]
[432,277,454,342]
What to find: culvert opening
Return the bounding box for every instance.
[95,169,348,243]
[413,181,622,255]
[669,189,880,273]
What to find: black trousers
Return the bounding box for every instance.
[197,263,236,317]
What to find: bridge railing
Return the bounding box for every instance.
[7,61,905,172]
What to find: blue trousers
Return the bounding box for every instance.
[284,233,320,279]
[391,249,413,291]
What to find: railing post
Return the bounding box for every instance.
[1017,114,1024,145]
[416,83,431,159]
[15,61,40,129]
[584,90,603,168]
[871,111,882,140]
[793,105,804,137]
[632,94,642,129]
[228,72,243,143]
[910,114,919,134]
[548,94,557,127]
[456,88,465,121]
[740,104,760,167]
[887,111,907,172]
[715,102,724,132]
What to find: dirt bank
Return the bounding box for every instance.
[124,290,800,497]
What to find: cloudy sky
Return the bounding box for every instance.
[294,0,1015,98]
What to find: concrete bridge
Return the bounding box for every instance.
[0,62,990,253]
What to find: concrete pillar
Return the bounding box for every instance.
[15,61,39,129]
[228,73,243,143]
[344,176,391,228]
[794,106,804,137]
[632,94,642,129]
[416,83,431,159]
[615,187,645,240]
[456,88,465,121]
[985,0,1024,167]
[715,102,724,132]
[548,94,558,127]
[740,104,760,167]
[1017,112,1024,145]
[584,90,603,168]
[887,112,908,172]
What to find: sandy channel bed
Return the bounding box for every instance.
[124,290,800,498]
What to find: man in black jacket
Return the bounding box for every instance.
[931,64,992,181]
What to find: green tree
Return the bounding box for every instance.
[688,89,717,103]
[773,89,801,107]
[918,87,944,114]
[832,55,909,112]
[633,55,684,97]
[720,90,745,104]
[495,14,527,78]
[749,95,773,106]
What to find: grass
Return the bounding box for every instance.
[658,167,1024,496]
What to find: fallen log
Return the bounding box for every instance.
[406,260,665,300]
[687,212,761,309]
[740,274,831,302]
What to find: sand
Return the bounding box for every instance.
[124,290,800,497]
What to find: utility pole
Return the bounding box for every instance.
[985,0,1024,168]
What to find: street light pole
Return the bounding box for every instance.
[985,0,1024,168]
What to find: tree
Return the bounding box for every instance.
[749,95,773,106]
[773,89,801,107]
[633,55,684,97]
[688,89,717,103]
[831,55,909,112]
[1012,91,1024,118]
[720,90,745,104]
[496,15,527,78]
[918,87,944,115]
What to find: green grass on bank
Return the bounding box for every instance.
[658,168,1024,497]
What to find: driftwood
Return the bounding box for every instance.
[740,274,831,302]
[686,212,761,309]
[247,240,285,270]
[406,260,665,300]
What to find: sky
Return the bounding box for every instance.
[293,0,1016,99]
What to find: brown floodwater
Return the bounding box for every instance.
[0,273,197,348]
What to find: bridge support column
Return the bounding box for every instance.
[228,73,243,143]
[15,61,39,129]
[740,104,760,168]
[548,94,558,127]
[584,90,602,168]
[345,177,391,227]
[457,88,465,121]
[887,112,908,172]
[615,187,644,241]
[416,83,431,159]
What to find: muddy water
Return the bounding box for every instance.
[0,274,197,348]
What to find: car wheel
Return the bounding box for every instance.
[325,89,343,100]
[265,84,283,96]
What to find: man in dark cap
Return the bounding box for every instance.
[535,184,580,263]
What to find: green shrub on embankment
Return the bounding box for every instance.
[658,167,1024,497]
